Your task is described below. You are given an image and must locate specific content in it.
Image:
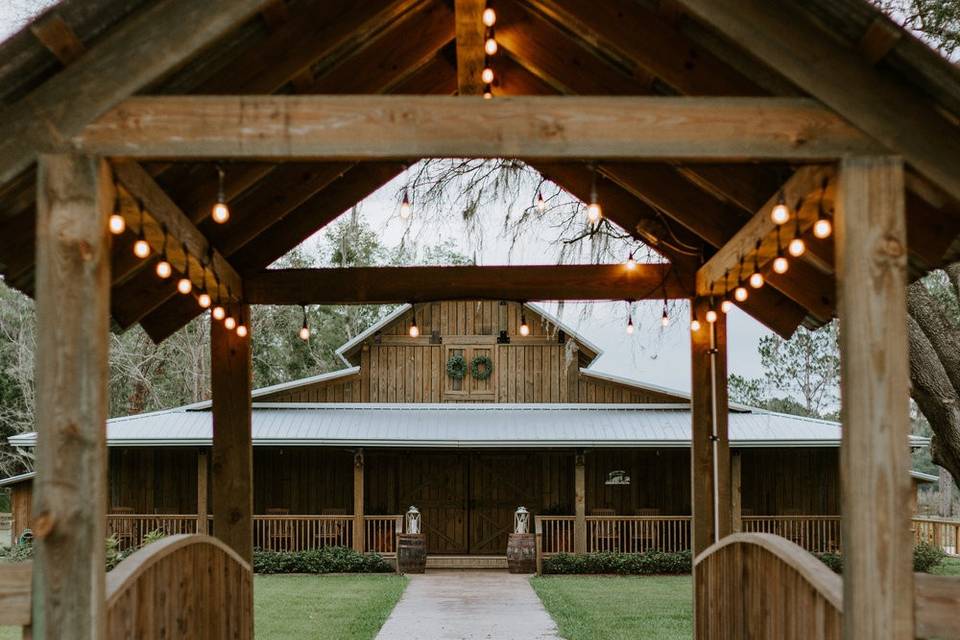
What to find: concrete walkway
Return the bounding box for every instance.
[376,571,560,640]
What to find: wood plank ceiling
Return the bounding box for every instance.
[0,0,959,343]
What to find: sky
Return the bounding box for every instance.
[0,2,774,393]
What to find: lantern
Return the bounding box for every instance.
[405,505,421,535]
[514,506,530,534]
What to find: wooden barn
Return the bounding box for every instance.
[7,301,929,560]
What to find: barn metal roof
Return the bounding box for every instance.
[7,403,929,450]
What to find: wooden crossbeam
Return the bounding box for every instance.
[75,96,881,160]
[110,161,243,302]
[696,166,836,298]
[675,0,960,205]
[244,264,687,305]
[455,0,487,95]
[0,0,266,185]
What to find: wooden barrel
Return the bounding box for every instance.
[506,533,536,574]
[396,533,426,574]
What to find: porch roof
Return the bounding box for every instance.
[8,403,928,450]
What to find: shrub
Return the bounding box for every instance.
[542,550,692,575]
[816,543,946,574]
[0,542,33,563]
[253,546,393,574]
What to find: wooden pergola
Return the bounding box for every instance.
[1,0,959,638]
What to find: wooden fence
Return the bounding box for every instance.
[106,534,252,639]
[913,517,959,556]
[107,513,404,553]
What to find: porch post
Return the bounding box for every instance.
[690,297,731,557]
[353,450,365,552]
[731,450,742,533]
[33,154,112,640]
[211,304,253,564]
[574,452,586,553]
[197,449,209,535]
[836,156,913,639]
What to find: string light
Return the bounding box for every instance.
[211,165,230,224]
[483,84,493,100]
[706,293,718,324]
[788,201,806,257]
[772,226,789,274]
[155,225,172,279]
[587,165,602,223]
[484,33,498,55]
[299,305,311,341]
[734,255,749,302]
[690,318,701,332]
[481,66,494,84]
[626,303,635,335]
[132,199,151,259]
[813,178,832,239]
[400,189,412,219]
[482,6,496,27]
[408,313,419,338]
[720,271,733,313]
[519,310,530,336]
[660,295,669,327]
[770,191,790,225]
[749,241,764,289]
[625,251,637,270]
[197,258,211,309]
[235,308,248,338]
[109,194,126,235]
[536,190,546,213]
[224,292,237,330]
[176,244,193,295]
[211,274,226,321]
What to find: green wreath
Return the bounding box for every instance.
[470,354,494,381]
[446,354,467,380]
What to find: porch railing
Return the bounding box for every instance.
[107,513,404,554]
[742,515,842,553]
[587,516,691,553]
[912,516,959,556]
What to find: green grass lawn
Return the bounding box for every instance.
[531,575,692,640]
[931,555,960,576]
[254,574,407,640]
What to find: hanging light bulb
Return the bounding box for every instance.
[481,67,494,84]
[770,191,790,225]
[721,299,733,314]
[661,300,669,327]
[749,243,764,288]
[626,315,635,335]
[483,84,493,100]
[690,318,701,332]
[132,200,150,258]
[519,311,530,337]
[536,190,546,213]
[224,314,237,331]
[155,226,172,278]
[482,6,496,27]
[484,35,498,56]
[400,189,412,219]
[813,178,832,239]
[625,251,637,270]
[109,194,125,235]
[408,314,420,338]
[734,285,749,302]
[719,272,733,314]
[235,309,248,338]
[299,305,311,341]
[211,165,230,224]
[789,236,806,257]
[587,166,602,222]
[176,244,193,294]
[198,290,212,309]
[212,304,226,321]
[706,296,718,323]
[772,227,789,274]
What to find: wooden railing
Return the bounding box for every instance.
[537,516,576,555]
[253,515,353,552]
[587,516,691,553]
[695,533,843,639]
[107,514,203,550]
[742,515,842,553]
[106,534,252,639]
[913,516,960,556]
[364,516,404,555]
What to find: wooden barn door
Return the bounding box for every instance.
[468,453,540,554]
[398,453,468,554]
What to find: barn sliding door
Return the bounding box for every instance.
[469,453,541,554]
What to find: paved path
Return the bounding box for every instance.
[376,571,560,640]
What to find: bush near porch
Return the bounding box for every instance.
[542,550,692,575]
[253,546,393,574]
[815,542,947,574]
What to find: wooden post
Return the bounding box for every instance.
[574,452,586,554]
[353,450,365,552]
[196,450,209,535]
[33,154,112,640]
[211,304,253,564]
[731,450,742,533]
[690,297,731,557]
[836,156,913,639]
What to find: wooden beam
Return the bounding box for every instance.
[455,0,487,95]
[0,0,266,184]
[110,160,243,300]
[675,0,960,205]
[690,297,731,557]
[696,165,836,297]
[574,453,586,554]
[77,95,882,160]
[211,304,253,566]
[244,264,688,305]
[33,154,112,640]
[29,14,85,65]
[353,451,365,553]
[197,450,209,535]
[836,157,913,639]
